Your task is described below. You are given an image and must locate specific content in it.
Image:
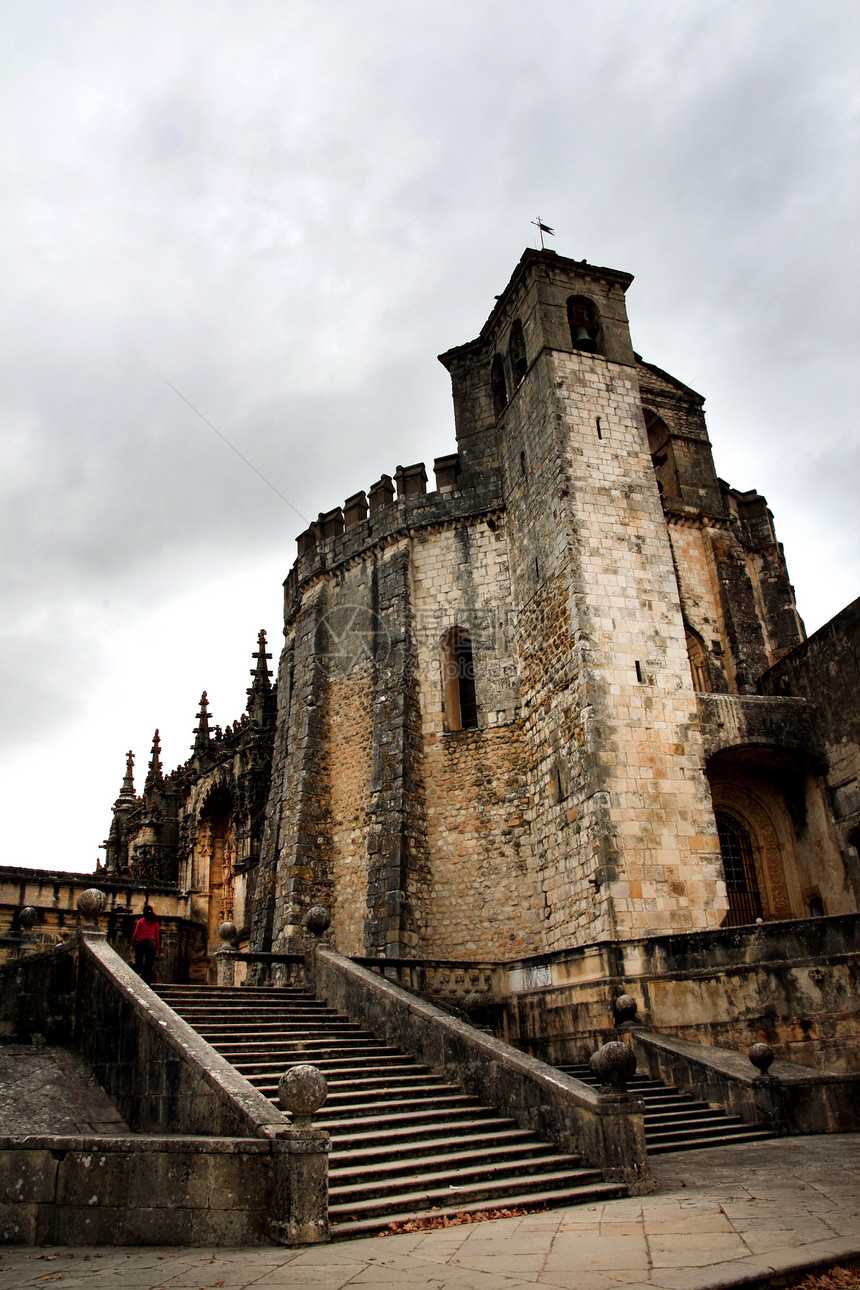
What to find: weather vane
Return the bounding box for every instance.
[532,217,555,250]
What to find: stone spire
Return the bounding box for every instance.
[119,750,136,801]
[247,629,273,726]
[145,729,163,793]
[193,691,212,755]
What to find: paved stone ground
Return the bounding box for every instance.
[0,1045,129,1136]
[0,1135,857,1290]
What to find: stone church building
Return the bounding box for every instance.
[241,247,858,967]
[5,248,856,1064]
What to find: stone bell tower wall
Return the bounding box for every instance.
[441,249,730,944]
[503,345,728,942]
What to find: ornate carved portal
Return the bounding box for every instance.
[710,783,794,923]
[197,788,235,947]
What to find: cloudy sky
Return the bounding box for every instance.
[2,0,857,874]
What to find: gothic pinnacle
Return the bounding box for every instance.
[145,729,163,792]
[120,750,135,799]
[193,691,212,753]
[247,628,273,724]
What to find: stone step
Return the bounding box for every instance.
[328,1170,616,1224]
[558,1061,776,1151]
[647,1126,777,1154]
[251,1079,458,1105]
[330,1152,589,1204]
[248,1070,436,1095]
[157,984,631,1239]
[193,1021,372,1035]
[328,1121,531,1160]
[329,1181,627,1240]
[318,1107,503,1141]
[330,1137,562,1183]
[643,1108,736,1128]
[234,1056,425,1078]
[214,1044,408,1064]
[316,1093,483,1124]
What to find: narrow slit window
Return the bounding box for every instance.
[442,628,478,731]
[491,354,508,419]
[509,319,527,382]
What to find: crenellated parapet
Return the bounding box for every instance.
[285,453,504,621]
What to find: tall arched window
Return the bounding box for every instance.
[715,809,763,926]
[490,354,508,419]
[685,626,711,692]
[567,296,601,354]
[509,320,527,383]
[644,408,680,498]
[441,628,478,731]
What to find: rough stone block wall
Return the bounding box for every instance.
[327,672,373,955]
[421,725,538,958]
[666,517,732,692]
[500,348,727,946]
[410,517,540,957]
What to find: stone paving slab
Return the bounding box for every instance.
[0,1135,857,1289]
[0,1044,129,1136]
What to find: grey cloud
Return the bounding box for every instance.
[0,0,857,868]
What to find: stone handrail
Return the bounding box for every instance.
[311,942,653,1192]
[78,932,287,1138]
[633,1030,860,1136]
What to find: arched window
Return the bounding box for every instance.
[441,628,478,731]
[685,626,711,692]
[567,296,601,354]
[509,320,527,383]
[715,809,763,926]
[491,354,508,419]
[643,408,680,499]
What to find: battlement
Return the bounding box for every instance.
[285,453,503,616]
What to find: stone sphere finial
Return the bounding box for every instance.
[18,907,39,931]
[749,1042,775,1075]
[303,906,331,937]
[278,1064,328,1125]
[218,921,238,945]
[77,888,108,926]
[612,994,638,1025]
[590,1040,637,1093]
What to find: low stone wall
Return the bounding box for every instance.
[494,915,860,1073]
[312,944,652,1193]
[632,1031,860,1136]
[0,941,78,1044]
[76,933,285,1138]
[1,932,331,1246]
[0,1135,272,1246]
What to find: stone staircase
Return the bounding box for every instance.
[559,1062,776,1154]
[156,984,626,1239]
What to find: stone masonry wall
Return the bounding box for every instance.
[410,516,541,958]
[499,345,727,945]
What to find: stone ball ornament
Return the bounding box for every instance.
[748,1042,775,1075]
[18,907,39,931]
[612,994,638,1025]
[303,906,331,937]
[589,1040,637,1092]
[278,1064,328,1123]
[77,888,108,924]
[218,921,238,945]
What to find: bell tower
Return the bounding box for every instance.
[441,249,728,945]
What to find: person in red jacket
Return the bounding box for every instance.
[130,904,160,984]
